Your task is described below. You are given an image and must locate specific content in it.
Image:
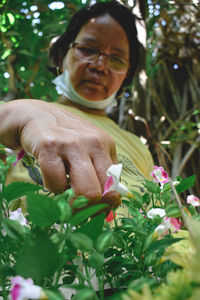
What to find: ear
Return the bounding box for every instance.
[58,61,63,74]
[122,68,131,87]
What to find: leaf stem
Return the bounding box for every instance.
[169,178,194,240]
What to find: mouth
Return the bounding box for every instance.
[85,79,105,88]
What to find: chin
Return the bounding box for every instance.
[78,85,108,101]
[80,92,107,101]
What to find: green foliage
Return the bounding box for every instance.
[176,175,196,194]
[27,193,61,226]
[1,149,199,299]
[0,165,199,299]
[3,182,42,202]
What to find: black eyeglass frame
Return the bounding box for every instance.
[68,42,130,73]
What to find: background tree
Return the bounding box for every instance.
[0,0,199,195]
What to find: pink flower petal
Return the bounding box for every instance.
[169,217,181,232]
[151,166,169,184]
[10,276,41,300]
[10,284,20,300]
[103,176,114,196]
[139,209,146,218]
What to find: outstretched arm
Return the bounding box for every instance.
[0,99,121,208]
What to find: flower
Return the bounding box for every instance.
[139,209,146,218]
[105,210,117,223]
[151,166,169,185]
[147,208,166,219]
[147,208,181,235]
[103,164,129,196]
[12,150,25,167]
[9,208,28,227]
[166,217,182,232]
[187,195,200,207]
[10,276,43,300]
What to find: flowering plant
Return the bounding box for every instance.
[0,144,200,300]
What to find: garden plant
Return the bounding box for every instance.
[0,0,200,299]
[0,145,200,300]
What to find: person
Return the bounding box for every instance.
[0,0,153,218]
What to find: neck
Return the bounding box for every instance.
[59,96,107,116]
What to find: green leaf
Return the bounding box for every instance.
[6,155,16,165]
[142,193,151,205]
[143,180,160,194]
[165,203,181,217]
[27,193,60,227]
[57,199,72,222]
[15,230,60,285]
[69,232,93,252]
[129,191,143,208]
[147,237,183,253]
[1,49,11,60]
[128,277,157,293]
[72,196,89,209]
[70,203,108,226]
[1,218,26,240]
[43,290,64,300]
[3,182,42,202]
[161,189,171,205]
[88,252,104,270]
[176,175,196,193]
[113,232,126,249]
[72,288,96,300]
[55,188,74,203]
[96,231,113,252]
[77,213,105,243]
[7,12,15,25]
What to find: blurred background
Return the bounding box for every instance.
[0,0,199,195]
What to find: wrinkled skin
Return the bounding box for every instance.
[0,100,121,209]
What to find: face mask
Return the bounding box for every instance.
[52,70,117,110]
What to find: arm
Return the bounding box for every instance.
[0,99,120,208]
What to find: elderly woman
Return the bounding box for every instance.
[0,0,153,217]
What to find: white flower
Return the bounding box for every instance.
[147,208,166,219]
[187,195,200,207]
[103,164,129,196]
[9,208,28,227]
[10,276,42,300]
[147,208,180,236]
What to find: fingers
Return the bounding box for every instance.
[38,153,68,194]
[69,155,102,203]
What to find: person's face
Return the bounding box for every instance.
[62,14,130,101]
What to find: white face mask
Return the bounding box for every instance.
[52,70,117,110]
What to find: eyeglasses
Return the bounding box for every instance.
[69,42,129,73]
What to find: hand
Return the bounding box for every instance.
[0,100,121,209]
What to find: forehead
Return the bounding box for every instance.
[75,14,130,57]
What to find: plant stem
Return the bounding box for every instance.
[97,271,104,300]
[169,178,195,240]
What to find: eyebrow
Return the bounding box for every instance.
[78,36,129,58]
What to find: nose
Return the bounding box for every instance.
[89,54,108,72]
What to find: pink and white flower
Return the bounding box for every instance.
[103,164,129,196]
[10,276,42,300]
[187,195,200,207]
[147,208,181,235]
[151,166,169,185]
[9,208,28,227]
